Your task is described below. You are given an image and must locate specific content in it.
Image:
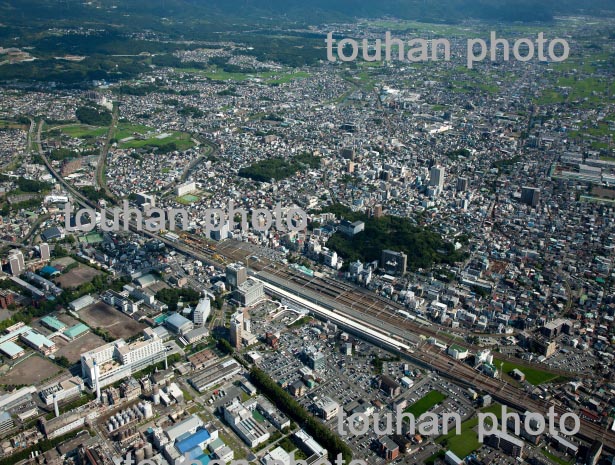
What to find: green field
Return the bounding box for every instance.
[118,130,194,151]
[266,71,310,85]
[114,123,154,141]
[436,404,503,458]
[404,390,447,417]
[494,358,561,385]
[178,194,200,204]
[0,120,27,129]
[58,124,108,138]
[177,66,309,84]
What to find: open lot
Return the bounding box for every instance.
[118,130,194,151]
[436,404,503,458]
[54,264,103,289]
[404,390,447,416]
[495,358,560,385]
[53,331,106,363]
[56,124,108,139]
[2,355,65,386]
[78,302,145,339]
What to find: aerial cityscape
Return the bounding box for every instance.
[0,1,614,465]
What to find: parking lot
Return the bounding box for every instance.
[255,320,478,464]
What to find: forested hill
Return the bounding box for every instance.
[2,0,615,32]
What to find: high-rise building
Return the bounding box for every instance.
[134,192,156,209]
[226,263,247,290]
[0,290,14,309]
[381,250,407,276]
[39,243,50,261]
[193,298,211,326]
[429,165,445,191]
[8,249,25,276]
[230,311,244,349]
[521,186,540,207]
[456,177,469,192]
[585,440,603,465]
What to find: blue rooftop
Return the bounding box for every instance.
[40,266,59,276]
[196,454,212,465]
[176,428,211,455]
[166,312,191,330]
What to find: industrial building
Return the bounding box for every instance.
[39,377,84,406]
[188,359,241,393]
[223,398,270,447]
[0,386,36,411]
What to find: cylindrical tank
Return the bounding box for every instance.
[144,444,153,459]
[135,448,145,462]
[143,403,153,419]
[107,422,115,433]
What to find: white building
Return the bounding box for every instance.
[429,165,445,191]
[234,279,264,307]
[80,335,165,388]
[314,396,339,421]
[194,298,211,326]
[262,447,291,465]
[176,181,197,197]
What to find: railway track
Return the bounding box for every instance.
[34,123,613,448]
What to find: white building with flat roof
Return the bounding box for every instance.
[176,181,197,197]
[80,335,164,388]
[194,298,211,326]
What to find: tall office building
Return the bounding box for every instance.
[39,243,50,261]
[226,263,247,290]
[230,311,244,349]
[8,249,25,276]
[456,177,469,192]
[429,165,445,191]
[521,186,540,207]
[193,298,211,326]
[585,440,603,465]
[381,250,408,276]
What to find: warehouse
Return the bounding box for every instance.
[189,359,241,393]
[0,341,25,359]
[69,294,96,312]
[63,323,90,340]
